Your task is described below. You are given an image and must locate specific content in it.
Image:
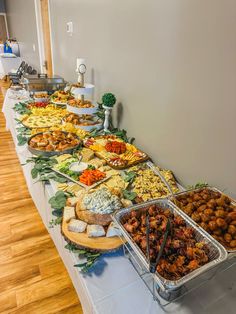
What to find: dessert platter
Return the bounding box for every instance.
[83,135,149,169]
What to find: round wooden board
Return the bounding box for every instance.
[62,219,124,252]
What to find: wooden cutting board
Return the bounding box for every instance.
[62,219,124,252]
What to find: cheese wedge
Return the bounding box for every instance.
[106,222,122,238]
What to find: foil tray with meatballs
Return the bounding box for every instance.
[173,187,236,253]
[113,199,227,291]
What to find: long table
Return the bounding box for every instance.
[2,89,236,314]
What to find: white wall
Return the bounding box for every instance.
[49,0,236,197]
[5,0,40,70]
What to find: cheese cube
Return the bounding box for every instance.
[63,206,75,222]
[87,224,105,238]
[67,197,79,206]
[68,219,87,233]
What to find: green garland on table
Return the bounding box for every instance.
[64,242,101,273]
[188,182,209,189]
[48,191,102,272]
[13,101,32,115]
[24,155,67,183]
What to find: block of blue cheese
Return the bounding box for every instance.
[68,219,87,233]
[63,206,75,222]
[87,224,105,238]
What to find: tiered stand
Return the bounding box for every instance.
[66,61,103,131]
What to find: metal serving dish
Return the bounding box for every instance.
[21,74,67,94]
[27,131,81,157]
[170,186,236,254]
[113,199,228,292]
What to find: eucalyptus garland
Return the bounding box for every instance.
[64,242,101,273]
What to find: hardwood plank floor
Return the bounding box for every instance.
[0,81,83,313]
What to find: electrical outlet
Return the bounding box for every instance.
[66,22,73,36]
[32,44,36,52]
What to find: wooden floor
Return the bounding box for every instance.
[0,81,83,314]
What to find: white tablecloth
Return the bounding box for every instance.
[2,89,236,314]
[0,56,21,79]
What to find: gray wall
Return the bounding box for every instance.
[5,0,40,70]
[0,0,6,12]
[49,0,236,197]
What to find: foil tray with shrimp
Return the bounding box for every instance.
[113,199,227,291]
[27,131,81,157]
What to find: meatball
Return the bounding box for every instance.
[204,208,214,216]
[191,212,201,222]
[224,233,232,243]
[228,225,236,236]
[216,218,227,229]
[230,240,236,248]
[208,220,218,231]
[215,210,226,218]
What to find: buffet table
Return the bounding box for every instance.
[2,89,236,314]
[0,56,21,79]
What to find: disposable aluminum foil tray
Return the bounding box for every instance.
[21,75,67,93]
[113,198,228,292]
[170,186,236,254]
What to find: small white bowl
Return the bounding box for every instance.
[69,162,88,172]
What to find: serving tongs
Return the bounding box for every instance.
[146,161,178,206]
[146,210,171,274]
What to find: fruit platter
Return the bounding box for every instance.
[52,155,111,189]
[83,135,149,169]
[50,90,74,105]
[173,187,236,252]
[27,131,81,156]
